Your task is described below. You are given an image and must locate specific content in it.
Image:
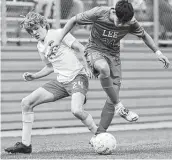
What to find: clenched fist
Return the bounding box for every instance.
[23,72,35,81]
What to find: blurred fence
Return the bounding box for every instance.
[1,0,172,46]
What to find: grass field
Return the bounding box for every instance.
[1,128,172,159]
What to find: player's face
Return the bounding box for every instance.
[30,25,47,41]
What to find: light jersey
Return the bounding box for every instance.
[37,29,85,83]
[76,6,145,57]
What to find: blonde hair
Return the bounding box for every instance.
[20,12,50,34]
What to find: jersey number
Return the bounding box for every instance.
[72,81,83,89]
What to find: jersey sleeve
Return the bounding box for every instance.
[76,6,104,25]
[62,33,76,47]
[129,18,145,38]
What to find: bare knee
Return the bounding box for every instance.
[71,92,87,120]
[95,60,110,78]
[71,107,84,120]
[21,97,34,112]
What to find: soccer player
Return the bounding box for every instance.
[4,12,97,154]
[48,0,170,136]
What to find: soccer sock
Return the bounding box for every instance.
[81,114,98,134]
[100,76,118,104]
[96,100,115,134]
[115,101,124,114]
[22,112,34,146]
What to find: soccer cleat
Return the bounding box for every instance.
[4,142,32,154]
[116,106,139,122]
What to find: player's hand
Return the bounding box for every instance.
[23,72,35,81]
[45,40,55,58]
[49,41,60,54]
[45,40,59,58]
[85,66,94,79]
[156,51,170,69]
[158,54,170,69]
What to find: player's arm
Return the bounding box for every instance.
[63,33,93,78]
[71,39,88,66]
[23,53,54,81]
[50,7,101,50]
[141,31,170,69]
[63,32,85,61]
[72,39,94,78]
[33,63,53,78]
[129,19,170,69]
[61,7,100,40]
[141,31,158,52]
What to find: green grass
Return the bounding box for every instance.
[1,128,172,159]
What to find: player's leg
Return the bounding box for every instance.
[71,92,97,133]
[94,58,119,105]
[96,62,139,134]
[95,77,120,133]
[21,86,59,146]
[68,74,97,134]
[4,80,69,154]
[4,87,55,154]
[90,86,139,146]
[109,59,139,122]
[96,87,139,134]
[85,52,119,135]
[86,51,119,105]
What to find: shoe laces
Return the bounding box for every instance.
[15,142,22,146]
[117,107,129,116]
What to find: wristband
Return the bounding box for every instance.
[155,50,163,57]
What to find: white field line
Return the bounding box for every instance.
[1,121,172,138]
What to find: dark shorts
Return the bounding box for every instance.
[42,74,88,101]
[85,49,121,86]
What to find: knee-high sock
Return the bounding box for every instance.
[81,114,98,134]
[22,112,34,146]
[100,76,118,104]
[96,101,115,134]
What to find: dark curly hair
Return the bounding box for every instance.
[20,12,50,34]
[115,0,134,23]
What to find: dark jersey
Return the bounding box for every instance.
[76,6,145,56]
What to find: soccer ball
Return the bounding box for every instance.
[91,133,117,155]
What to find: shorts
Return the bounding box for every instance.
[85,49,121,86]
[42,74,88,101]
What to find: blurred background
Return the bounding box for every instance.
[1,0,172,132]
[1,0,172,46]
